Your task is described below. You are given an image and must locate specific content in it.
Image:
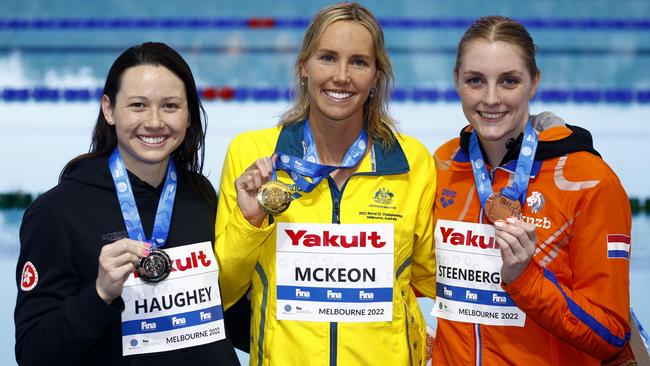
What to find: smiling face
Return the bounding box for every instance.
[455,39,540,147]
[102,64,189,179]
[300,20,379,128]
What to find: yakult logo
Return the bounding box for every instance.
[285,229,386,248]
[439,226,498,249]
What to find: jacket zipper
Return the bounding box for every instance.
[328,178,343,366]
[475,167,497,366]
[333,200,341,224]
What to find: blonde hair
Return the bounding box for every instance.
[455,16,539,79]
[279,2,397,150]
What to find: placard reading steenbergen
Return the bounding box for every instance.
[432,220,525,327]
[121,242,225,355]
[276,223,394,322]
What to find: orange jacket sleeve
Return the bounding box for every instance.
[504,172,631,360]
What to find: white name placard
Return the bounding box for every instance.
[121,241,225,355]
[432,220,525,327]
[276,223,395,322]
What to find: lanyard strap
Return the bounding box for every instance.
[275,120,368,192]
[469,118,538,207]
[108,148,177,248]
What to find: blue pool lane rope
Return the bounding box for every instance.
[1,17,650,30]
[2,87,650,104]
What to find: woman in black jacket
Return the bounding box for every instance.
[15,42,247,366]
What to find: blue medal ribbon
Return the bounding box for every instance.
[275,120,368,192]
[468,118,538,208]
[109,148,177,248]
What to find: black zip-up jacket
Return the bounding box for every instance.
[15,156,247,365]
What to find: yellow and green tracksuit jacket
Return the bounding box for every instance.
[215,121,437,365]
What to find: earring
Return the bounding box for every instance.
[300,77,307,86]
[369,87,376,99]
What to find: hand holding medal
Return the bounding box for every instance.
[96,238,152,304]
[235,156,291,226]
[234,121,368,224]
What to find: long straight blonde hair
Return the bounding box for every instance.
[279,2,397,150]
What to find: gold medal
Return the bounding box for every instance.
[257,180,292,215]
[484,192,522,223]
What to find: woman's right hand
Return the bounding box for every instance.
[95,238,150,304]
[234,156,275,227]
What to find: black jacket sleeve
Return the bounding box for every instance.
[223,291,251,353]
[14,206,123,366]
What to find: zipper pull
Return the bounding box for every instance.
[333,200,341,223]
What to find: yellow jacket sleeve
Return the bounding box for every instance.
[215,135,275,310]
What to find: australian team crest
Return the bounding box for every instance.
[373,188,394,205]
[526,191,545,213]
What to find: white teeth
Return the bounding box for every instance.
[325,90,353,100]
[139,136,166,144]
[479,112,506,119]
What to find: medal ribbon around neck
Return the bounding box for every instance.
[109,148,177,248]
[274,120,368,192]
[468,117,539,208]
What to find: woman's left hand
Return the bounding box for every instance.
[494,217,538,284]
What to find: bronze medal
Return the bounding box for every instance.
[136,248,172,283]
[484,192,522,223]
[257,180,292,215]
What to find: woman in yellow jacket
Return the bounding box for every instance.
[215,3,436,365]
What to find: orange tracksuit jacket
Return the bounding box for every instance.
[432,124,631,365]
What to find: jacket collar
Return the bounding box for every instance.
[452,123,600,176]
[274,120,410,175]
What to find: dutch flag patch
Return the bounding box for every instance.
[607,234,631,259]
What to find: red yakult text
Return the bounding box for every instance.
[439,227,498,249]
[286,229,386,248]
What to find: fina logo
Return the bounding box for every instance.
[373,188,394,205]
[117,182,128,192]
[284,304,293,313]
[526,191,545,213]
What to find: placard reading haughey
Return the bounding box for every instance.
[121,241,225,355]
[432,219,525,327]
[276,223,394,322]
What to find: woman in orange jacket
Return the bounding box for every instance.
[431,16,632,365]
